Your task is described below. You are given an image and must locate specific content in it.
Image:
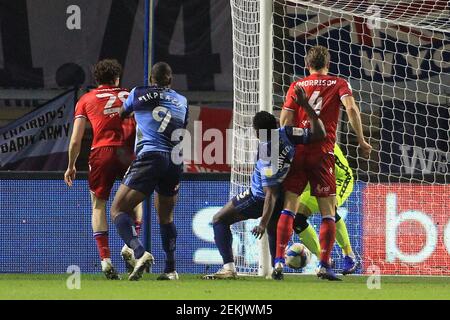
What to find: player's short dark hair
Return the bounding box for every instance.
[93,59,122,85]
[253,111,277,139]
[150,62,172,87]
[305,45,330,71]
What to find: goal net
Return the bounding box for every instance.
[230,0,450,276]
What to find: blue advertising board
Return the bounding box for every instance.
[0,177,364,274]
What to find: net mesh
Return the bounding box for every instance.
[288,0,450,33]
[230,0,450,275]
[229,0,263,274]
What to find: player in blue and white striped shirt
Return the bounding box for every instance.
[204,90,325,280]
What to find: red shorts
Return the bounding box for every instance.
[283,149,336,197]
[88,146,135,200]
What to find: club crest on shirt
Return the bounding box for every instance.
[263,167,273,177]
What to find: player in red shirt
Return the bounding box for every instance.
[273,46,371,280]
[64,59,138,279]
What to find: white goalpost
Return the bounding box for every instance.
[230,0,450,276]
[229,0,274,276]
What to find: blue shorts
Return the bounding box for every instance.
[122,151,182,197]
[232,189,284,219]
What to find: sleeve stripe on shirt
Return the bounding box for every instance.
[282,107,296,111]
[75,115,87,119]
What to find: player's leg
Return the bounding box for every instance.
[88,147,120,279]
[90,193,108,258]
[111,152,164,281]
[296,205,354,268]
[310,152,341,281]
[294,209,321,258]
[203,189,261,280]
[266,195,283,267]
[317,196,341,280]
[121,202,143,274]
[334,211,357,275]
[294,188,357,274]
[90,193,119,279]
[315,198,342,281]
[293,186,321,258]
[111,184,153,281]
[267,217,278,268]
[335,181,358,274]
[272,190,303,280]
[335,212,352,256]
[133,203,143,236]
[206,201,247,279]
[274,191,298,260]
[154,193,179,280]
[316,196,338,267]
[115,146,142,274]
[273,153,308,280]
[154,155,183,280]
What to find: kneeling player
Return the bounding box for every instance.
[293,143,358,274]
[204,92,325,280]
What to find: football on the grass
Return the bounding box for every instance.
[285,243,312,269]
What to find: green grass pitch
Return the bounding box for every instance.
[1,274,449,300]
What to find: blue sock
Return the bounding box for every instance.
[114,213,145,259]
[213,222,233,264]
[160,222,177,273]
[275,257,285,264]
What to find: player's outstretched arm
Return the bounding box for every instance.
[252,185,278,239]
[291,84,326,142]
[280,83,297,126]
[118,106,133,120]
[64,117,86,187]
[341,96,372,158]
[119,88,135,119]
[280,108,295,127]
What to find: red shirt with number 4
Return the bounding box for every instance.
[74,85,135,150]
[283,73,352,154]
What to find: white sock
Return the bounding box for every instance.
[223,262,236,272]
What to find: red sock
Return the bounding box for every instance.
[94,232,110,260]
[135,221,142,237]
[319,217,336,265]
[275,210,295,262]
